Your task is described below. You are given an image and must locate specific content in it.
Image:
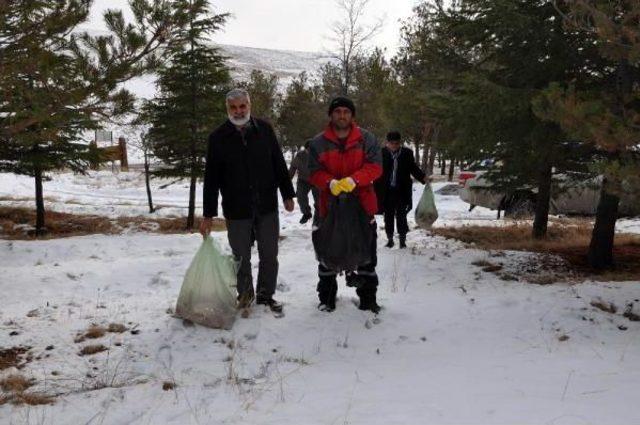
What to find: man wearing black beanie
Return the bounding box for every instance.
[307,96,383,313]
[327,96,356,116]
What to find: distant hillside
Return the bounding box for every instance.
[219,44,331,85]
[118,43,330,100]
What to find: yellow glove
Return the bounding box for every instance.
[329,179,342,196]
[338,177,356,193]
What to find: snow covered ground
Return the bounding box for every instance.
[1,172,640,424]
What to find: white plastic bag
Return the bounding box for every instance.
[175,236,237,329]
[415,183,439,229]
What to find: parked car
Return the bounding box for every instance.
[458,164,640,217]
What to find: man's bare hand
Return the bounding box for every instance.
[199,217,213,238]
[284,199,295,212]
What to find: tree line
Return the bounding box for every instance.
[2,0,639,271]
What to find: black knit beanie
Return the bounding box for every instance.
[328,96,356,116]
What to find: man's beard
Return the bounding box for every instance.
[229,114,251,126]
[332,120,351,131]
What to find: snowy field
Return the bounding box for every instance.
[1,171,640,425]
[1,171,501,223]
[1,170,638,232]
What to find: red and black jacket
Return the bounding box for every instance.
[308,123,382,217]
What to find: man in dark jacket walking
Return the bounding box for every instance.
[200,88,295,313]
[289,140,318,225]
[376,131,427,249]
[308,97,383,313]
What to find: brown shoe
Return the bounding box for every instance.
[237,291,255,309]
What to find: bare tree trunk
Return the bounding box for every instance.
[448,158,455,182]
[422,123,439,175]
[332,0,382,97]
[414,133,421,165]
[586,61,630,267]
[187,16,197,231]
[343,61,351,96]
[440,155,446,175]
[532,161,552,239]
[34,166,45,236]
[427,145,437,176]
[588,179,619,269]
[187,171,197,230]
[421,143,430,172]
[144,150,155,213]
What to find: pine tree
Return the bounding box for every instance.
[146,0,230,230]
[239,70,280,124]
[318,62,345,103]
[277,72,326,149]
[397,0,601,237]
[308,50,395,143]
[393,1,477,175]
[349,49,395,138]
[534,0,640,268]
[0,0,177,235]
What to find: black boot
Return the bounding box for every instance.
[356,287,380,314]
[256,295,283,313]
[317,277,337,312]
[385,235,394,248]
[299,213,312,224]
[399,234,407,249]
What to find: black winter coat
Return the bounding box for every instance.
[203,118,295,219]
[375,146,426,212]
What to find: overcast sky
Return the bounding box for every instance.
[86,0,419,54]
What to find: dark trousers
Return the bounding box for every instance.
[297,179,319,222]
[226,212,279,298]
[316,220,378,301]
[383,188,409,239]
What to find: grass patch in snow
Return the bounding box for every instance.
[84,325,107,339]
[433,221,640,251]
[0,374,54,406]
[10,392,54,406]
[108,323,127,333]
[0,391,54,407]
[0,346,32,370]
[79,344,108,356]
[0,206,225,239]
[162,381,176,391]
[435,223,640,281]
[0,374,33,392]
[75,324,106,342]
[75,323,128,343]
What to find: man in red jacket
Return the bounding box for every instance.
[308,97,383,313]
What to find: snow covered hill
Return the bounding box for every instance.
[220,44,330,86]
[120,43,329,100]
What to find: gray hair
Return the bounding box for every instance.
[226,88,250,103]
